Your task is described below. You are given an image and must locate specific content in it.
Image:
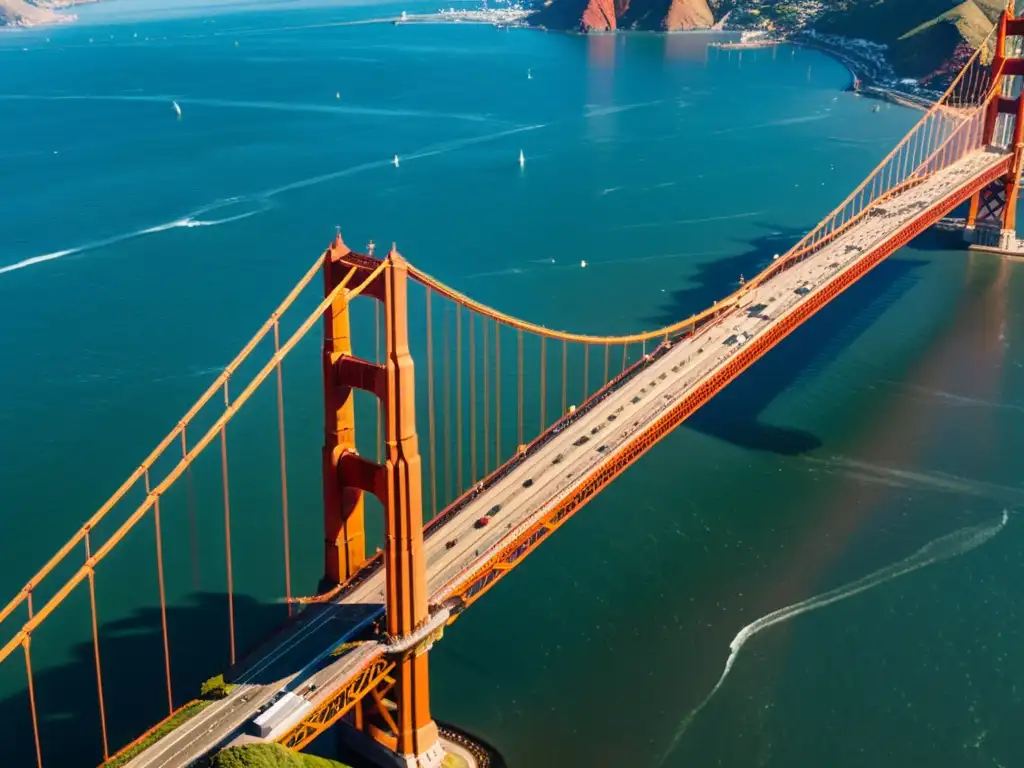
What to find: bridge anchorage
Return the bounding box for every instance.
[963,5,1024,257]
[3,8,1024,768]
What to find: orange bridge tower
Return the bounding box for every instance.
[965,2,1024,254]
[321,233,445,768]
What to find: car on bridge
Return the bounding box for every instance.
[475,516,491,529]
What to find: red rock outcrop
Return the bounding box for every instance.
[575,0,713,33]
[581,0,617,31]
[662,0,714,31]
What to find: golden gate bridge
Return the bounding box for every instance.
[3,7,1024,768]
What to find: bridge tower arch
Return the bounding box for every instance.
[965,3,1024,251]
[321,233,444,768]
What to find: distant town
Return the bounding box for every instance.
[716,0,948,105]
[395,1,531,27]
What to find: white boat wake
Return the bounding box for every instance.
[656,510,1010,767]
[0,199,269,276]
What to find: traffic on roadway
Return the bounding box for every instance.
[125,146,1008,768]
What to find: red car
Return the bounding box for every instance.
[475,516,490,529]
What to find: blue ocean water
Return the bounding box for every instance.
[1,2,1022,767]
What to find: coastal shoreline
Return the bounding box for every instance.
[0,3,942,115]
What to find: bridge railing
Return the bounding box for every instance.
[0,21,1009,768]
[750,25,1003,285]
[0,246,385,766]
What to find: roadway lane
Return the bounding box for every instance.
[126,147,1007,768]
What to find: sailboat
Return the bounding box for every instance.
[518,149,525,168]
[527,68,532,80]
[393,154,400,168]
[172,100,182,117]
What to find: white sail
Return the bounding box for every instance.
[393,154,400,167]
[172,100,182,117]
[518,149,525,167]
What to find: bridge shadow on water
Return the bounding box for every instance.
[648,223,931,455]
[0,592,285,768]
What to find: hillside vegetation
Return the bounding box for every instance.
[208,744,350,768]
[815,0,1004,76]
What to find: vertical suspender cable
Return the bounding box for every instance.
[582,343,590,402]
[24,640,42,768]
[150,480,174,716]
[183,429,199,590]
[456,307,463,495]
[443,309,452,505]
[273,320,293,616]
[220,380,236,667]
[621,342,628,373]
[603,343,610,385]
[539,336,546,433]
[425,288,438,517]
[517,329,524,446]
[85,531,109,760]
[495,322,501,465]
[375,300,382,464]
[561,340,567,416]
[470,316,476,482]
[482,316,489,476]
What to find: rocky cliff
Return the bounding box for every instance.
[0,0,96,27]
[532,0,1003,80]
[536,0,715,32]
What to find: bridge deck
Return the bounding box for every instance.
[126,146,1010,767]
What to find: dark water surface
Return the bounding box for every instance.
[0,2,1022,766]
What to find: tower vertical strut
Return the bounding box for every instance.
[965,4,1024,253]
[377,247,444,767]
[322,235,367,587]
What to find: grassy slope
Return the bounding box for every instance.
[103,701,213,768]
[209,743,351,768]
[209,743,469,768]
[816,0,1002,76]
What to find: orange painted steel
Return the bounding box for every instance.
[425,288,438,517]
[582,343,589,401]
[85,530,109,761]
[482,315,490,476]
[219,383,236,668]
[539,336,547,433]
[0,251,326,632]
[152,496,174,715]
[561,339,568,415]
[376,300,382,464]
[24,641,42,768]
[517,329,524,446]
[183,428,199,591]
[273,319,294,616]
[0,255,386,669]
[0,27,1011,768]
[442,153,1011,611]
[401,33,997,349]
[323,256,367,586]
[456,307,463,494]
[278,654,395,751]
[443,309,453,504]
[469,316,477,483]
[101,698,205,768]
[495,321,502,467]
[966,5,1024,237]
[378,250,441,758]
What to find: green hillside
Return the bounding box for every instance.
[816,0,1004,76]
[208,743,350,768]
